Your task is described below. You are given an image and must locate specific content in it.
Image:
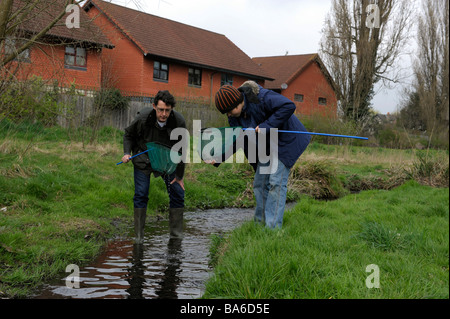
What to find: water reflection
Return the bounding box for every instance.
[35,208,254,299]
[155,238,183,299]
[126,243,145,299]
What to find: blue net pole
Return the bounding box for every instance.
[116,149,150,165]
[242,128,368,140]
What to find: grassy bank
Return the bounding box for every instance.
[204,181,449,299]
[0,121,448,298]
[0,122,254,297]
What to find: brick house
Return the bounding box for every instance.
[2,0,113,91]
[83,0,272,103]
[253,54,338,118]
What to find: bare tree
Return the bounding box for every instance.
[320,0,414,124]
[1,0,122,132]
[413,0,449,134]
[0,0,81,68]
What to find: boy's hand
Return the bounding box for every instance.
[204,159,216,165]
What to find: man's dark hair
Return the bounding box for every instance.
[154,90,176,108]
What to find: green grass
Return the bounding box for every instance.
[0,122,254,297]
[203,181,449,299]
[0,121,448,298]
[0,124,135,297]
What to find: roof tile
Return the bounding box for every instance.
[253,54,317,89]
[12,0,113,47]
[87,0,271,79]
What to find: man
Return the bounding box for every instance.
[121,90,186,242]
[213,81,310,229]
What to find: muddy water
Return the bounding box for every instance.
[35,208,254,299]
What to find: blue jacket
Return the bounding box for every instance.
[228,84,310,169]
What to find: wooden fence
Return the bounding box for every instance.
[56,94,227,134]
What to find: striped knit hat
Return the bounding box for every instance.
[215,85,244,114]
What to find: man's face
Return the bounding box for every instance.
[227,101,245,118]
[153,100,172,122]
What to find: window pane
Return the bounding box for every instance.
[76,48,86,57]
[4,38,15,55]
[65,55,75,65]
[153,61,168,80]
[76,56,86,66]
[318,97,327,105]
[65,46,75,54]
[196,71,201,85]
[221,74,233,86]
[188,68,201,86]
[19,49,30,60]
[294,94,303,102]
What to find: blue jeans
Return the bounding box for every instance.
[133,168,185,209]
[253,159,290,229]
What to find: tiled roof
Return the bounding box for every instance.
[252,54,318,89]
[85,0,272,80]
[12,0,113,48]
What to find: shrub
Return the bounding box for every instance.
[0,77,60,126]
[356,221,410,251]
[94,88,129,111]
[299,114,363,146]
[289,160,346,199]
[408,151,449,187]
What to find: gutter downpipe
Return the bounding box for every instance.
[210,71,218,107]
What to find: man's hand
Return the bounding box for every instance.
[204,159,217,165]
[121,154,131,163]
[255,125,260,133]
[170,178,185,191]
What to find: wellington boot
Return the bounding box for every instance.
[169,207,184,238]
[134,207,147,244]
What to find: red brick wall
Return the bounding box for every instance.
[281,61,337,118]
[86,5,263,103]
[141,60,263,103]
[87,5,145,93]
[6,41,103,90]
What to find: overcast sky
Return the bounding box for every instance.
[109,0,415,114]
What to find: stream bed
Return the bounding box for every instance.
[34,208,254,299]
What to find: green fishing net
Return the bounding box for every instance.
[199,126,243,162]
[145,142,180,174]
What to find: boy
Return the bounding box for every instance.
[212,81,310,229]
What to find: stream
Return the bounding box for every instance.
[34,208,254,299]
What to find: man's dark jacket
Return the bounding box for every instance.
[123,107,186,178]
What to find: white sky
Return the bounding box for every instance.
[109,0,416,114]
